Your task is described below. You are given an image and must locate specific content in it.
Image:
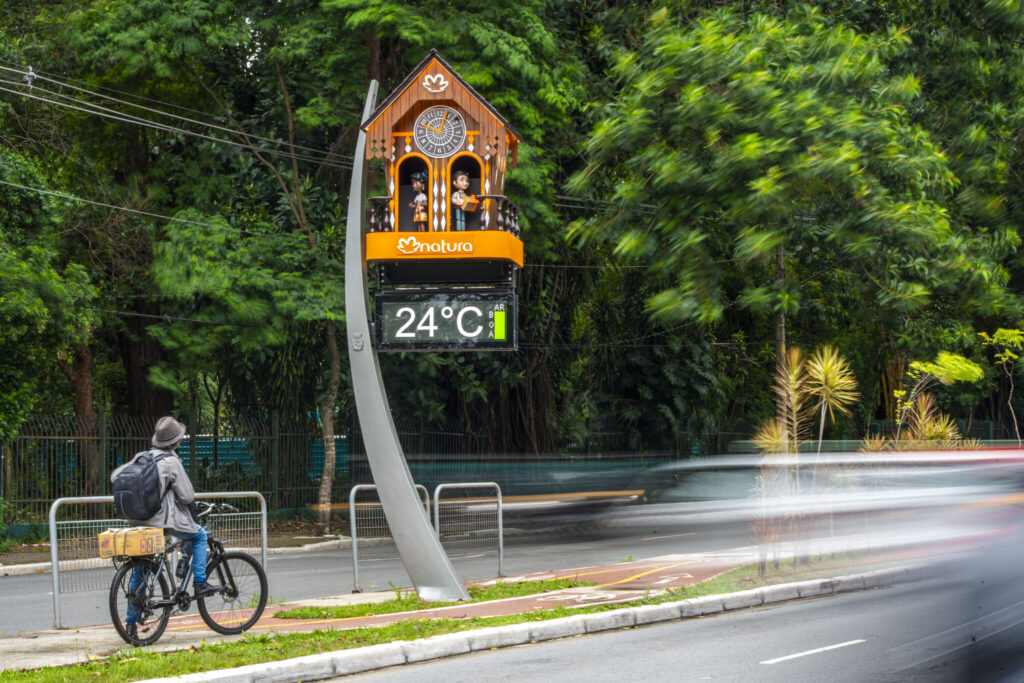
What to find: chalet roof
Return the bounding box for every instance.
[361,49,522,143]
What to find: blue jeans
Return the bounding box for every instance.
[169,526,208,583]
[126,526,208,625]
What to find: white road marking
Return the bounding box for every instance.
[760,639,866,665]
[640,532,697,542]
[652,574,693,584]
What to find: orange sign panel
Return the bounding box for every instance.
[366,231,524,268]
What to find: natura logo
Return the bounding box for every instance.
[422,74,449,93]
[396,235,473,256]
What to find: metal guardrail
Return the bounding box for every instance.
[433,482,503,578]
[349,482,505,592]
[349,484,429,593]
[47,491,267,629]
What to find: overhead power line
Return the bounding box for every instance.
[0,178,302,239]
[0,68,354,171]
[0,57,229,118]
[91,308,258,327]
[0,62,355,164]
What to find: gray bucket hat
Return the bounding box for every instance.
[152,416,186,448]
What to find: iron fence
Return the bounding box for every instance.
[349,483,430,593]
[433,482,503,577]
[2,414,348,522]
[1,411,751,527]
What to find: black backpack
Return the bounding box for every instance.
[113,450,170,521]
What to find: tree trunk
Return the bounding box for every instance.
[775,245,786,371]
[317,322,342,535]
[118,300,174,415]
[775,245,787,424]
[58,346,99,495]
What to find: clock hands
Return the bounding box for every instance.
[420,110,451,133]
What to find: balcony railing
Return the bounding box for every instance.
[367,195,520,237]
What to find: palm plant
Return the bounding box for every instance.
[893,352,984,442]
[859,433,888,452]
[805,345,859,454]
[751,347,815,573]
[771,346,812,453]
[905,393,962,449]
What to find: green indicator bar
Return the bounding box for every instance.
[494,310,506,340]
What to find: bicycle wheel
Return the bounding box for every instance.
[109,558,171,646]
[197,551,268,634]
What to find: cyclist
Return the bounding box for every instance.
[110,416,220,636]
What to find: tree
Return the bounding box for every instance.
[805,346,859,453]
[568,5,1008,373]
[0,149,98,479]
[892,351,985,441]
[979,329,1024,444]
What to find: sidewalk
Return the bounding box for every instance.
[0,546,924,680]
[0,530,353,577]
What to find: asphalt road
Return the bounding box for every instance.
[337,569,1020,683]
[0,505,751,635]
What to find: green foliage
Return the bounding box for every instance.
[2,0,1024,450]
[980,328,1024,442]
[908,352,985,385]
[569,4,1007,345]
[980,329,1024,366]
[0,150,98,439]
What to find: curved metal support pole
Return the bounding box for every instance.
[344,81,469,601]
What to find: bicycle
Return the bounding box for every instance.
[108,501,269,646]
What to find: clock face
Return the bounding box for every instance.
[414,106,467,158]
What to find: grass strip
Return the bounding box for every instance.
[3,558,882,683]
[274,577,594,620]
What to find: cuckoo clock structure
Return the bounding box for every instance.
[362,50,522,287]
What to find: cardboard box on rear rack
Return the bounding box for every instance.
[98,526,165,558]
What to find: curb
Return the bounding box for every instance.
[138,564,923,683]
[0,538,356,577]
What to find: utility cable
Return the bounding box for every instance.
[0,178,303,240]
[0,78,353,171]
[90,308,257,327]
[0,63,354,165]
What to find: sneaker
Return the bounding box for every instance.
[193,581,222,598]
[125,622,138,640]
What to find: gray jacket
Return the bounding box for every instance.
[110,449,197,534]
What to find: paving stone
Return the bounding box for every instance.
[721,589,763,610]
[583,609,636,633]
[463,622,532,650]
[528,614,588,641]
[761,583,800,603]
[692,595,724,615]
[833,574,866,593]
[677,599,702,618]
[796,578,834,598]
[252,654,336,683]
[330,643,406,676]
[401,632,472,663]
[633,603,682,625]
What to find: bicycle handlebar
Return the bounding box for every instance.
[195,501,239,517]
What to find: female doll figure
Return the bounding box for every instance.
[451,170,475,231]
[409,171,429,232]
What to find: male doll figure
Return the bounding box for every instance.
[451,170,475,231]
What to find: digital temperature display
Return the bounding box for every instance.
[374,290,517,351]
